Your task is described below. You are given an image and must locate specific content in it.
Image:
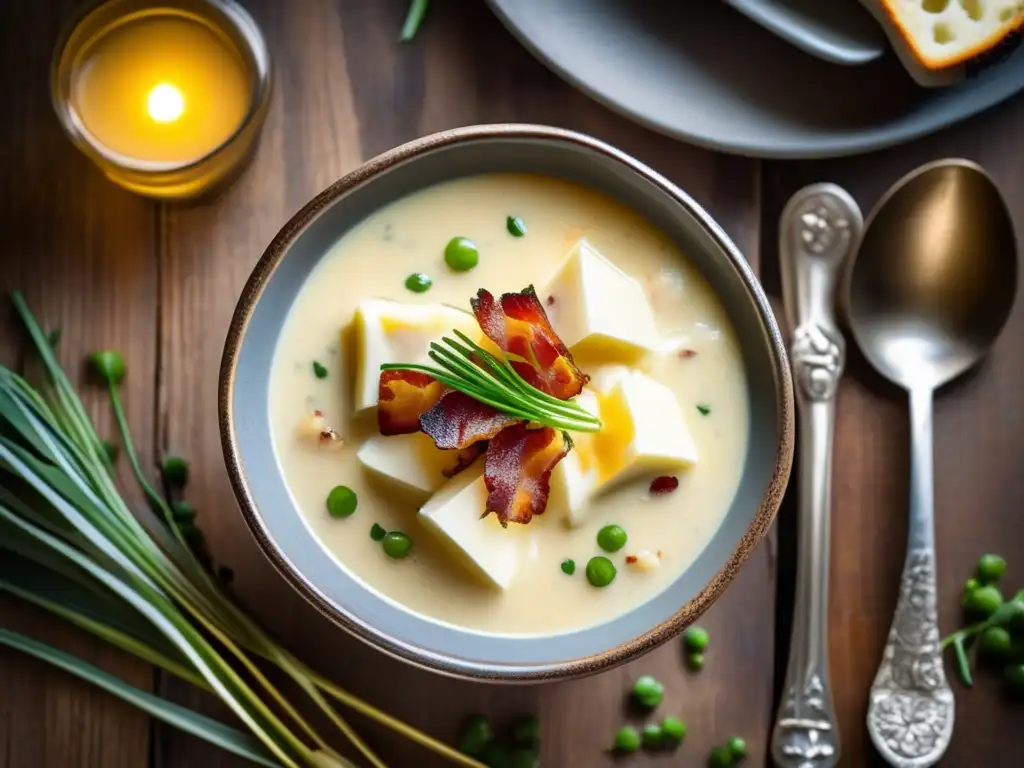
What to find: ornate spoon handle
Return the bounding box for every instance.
[866,385,954,767]
[772,184,862,768]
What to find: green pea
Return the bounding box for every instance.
[404,272,433,293]
[632,675,664,708]
[457,714,492,757]
[444,236,479,271]
[162,455,189,488]
[596,524,627,553]
[708,744,734,768]
[88,350,126,385]
[728,736,748,760]
[683,625,710,653]
[976,553,1007,584]
[586,556,617,587]
[963,584,1003,617]
[370,523,387,542]
[661,716,686,744]
[511,715,540,747]
[326,486,358,518]
[382,531,413,559]
[979,626,1013,660]
[613,725,640,753]
[1004,663,1024,691]
[508,749,538,768]
[480,742,510,768]
[1006,599,1024,634]
[687,652,705,671]
[506,216,527,237]
[642,723,663,749]
[312,361,328,379]
[560,558,575,575]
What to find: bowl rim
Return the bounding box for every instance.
[219,123,794,682]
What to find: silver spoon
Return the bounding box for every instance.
[843,159,1018,768]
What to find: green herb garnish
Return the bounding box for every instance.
[560,558,576,575]
[404,272,433,293]
[506,216,527,237]
[382,330,601,433]
[400,0,429,41]
[697,403,711,416]
[312,361,328,379]
[370,523,387,541]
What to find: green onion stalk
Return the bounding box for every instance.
[0,292,483,768]
[382,330,602,434]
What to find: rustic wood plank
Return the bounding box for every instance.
[154,2,771,766]
[0,3,159,767]
[761,94,1024,767]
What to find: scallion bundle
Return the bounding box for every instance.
[0,292,482,768]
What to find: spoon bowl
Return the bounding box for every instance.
[844,159,1017,391]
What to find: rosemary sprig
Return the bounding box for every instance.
[382,332,602,433]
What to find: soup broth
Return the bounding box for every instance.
[269,174,749,634]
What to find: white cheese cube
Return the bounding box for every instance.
[599,370,698,487]
[543,239,659,362]
[419,469,521,590]
[551,372,698,527]
[357,433,455,496]
[352,299,479,412]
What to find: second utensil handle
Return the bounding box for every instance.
[772,185,861,768]
[866,386,954,768]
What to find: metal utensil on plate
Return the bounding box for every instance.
[843,159,1018,767]
[771,184,863,768]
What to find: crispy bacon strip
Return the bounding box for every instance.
[420,391,519,450]
[377,370,446,435]
[484,423,571,526]
[442,441,488,478]
[471,287,588,400]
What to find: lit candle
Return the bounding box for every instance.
[52,0,270,199]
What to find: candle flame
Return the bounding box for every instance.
[147,83,185,124]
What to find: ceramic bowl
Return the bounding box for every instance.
[220,124,794,681]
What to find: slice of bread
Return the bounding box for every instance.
[864,0,1022,70]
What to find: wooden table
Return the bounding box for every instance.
[1,2,1021,766]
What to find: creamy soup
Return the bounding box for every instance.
[269,174,749,635]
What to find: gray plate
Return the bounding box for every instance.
[487,0,1024,159]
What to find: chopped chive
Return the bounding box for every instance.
[560,558,575,575]
[404,272,432,293]
[506,216,527,237]
[312,361,328,379]
[370,523,387,542]
[400,0,429,41]
[696,403,711,416]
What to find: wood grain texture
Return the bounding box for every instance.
[762,94,1024,767]
[154,2,772,767]
[0,2,158,767]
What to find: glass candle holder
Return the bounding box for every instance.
[51,0,271,200]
